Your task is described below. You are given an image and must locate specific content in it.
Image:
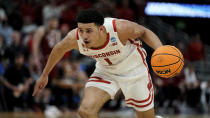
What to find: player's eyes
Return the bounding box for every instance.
[79,30,83,33]
[86,30,92,33]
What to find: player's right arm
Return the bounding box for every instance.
[33,26,45,69]
[32,29,78,96]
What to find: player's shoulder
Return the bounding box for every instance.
[60,28,79,50]
[66,28,77,40]
[115,19,134,34]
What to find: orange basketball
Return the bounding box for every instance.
[151,45,184,78]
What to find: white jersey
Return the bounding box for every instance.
[77,18,154,111]
[77,18,147,75]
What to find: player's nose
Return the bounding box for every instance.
[81,32,89,39]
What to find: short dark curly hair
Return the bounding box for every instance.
[76,8,104,26]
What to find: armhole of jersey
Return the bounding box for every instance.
[76,28,79,40]
[112,19,117,32]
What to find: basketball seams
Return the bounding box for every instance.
[169,46,184,62]
[152,53,182,61]
[161,61,183,78]
[168,61,183,78]
[151,59,180,67]
[151,53,181,67]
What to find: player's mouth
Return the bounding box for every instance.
[84,40,90,45]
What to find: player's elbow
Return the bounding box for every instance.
[54,43,66,53]
[139,27,147,39]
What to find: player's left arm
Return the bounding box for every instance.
[116,19,163,50]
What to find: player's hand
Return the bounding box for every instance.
[32,75,48,96]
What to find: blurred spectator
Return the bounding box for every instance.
[59,23,71,59]
[21,16,37,36]
[152,72,183,111]
[164,26,175,45]
[21,16,37,52]
[7,2,23,30]
[184,63,201,108]
[32,16,60,76]
[188,33,205,62]
[0,34,6,59]
[4,31,29,64]
[0,57,5,80]
[0,54,5,111]
[200,82,210,113]
[1,53,33,111]
[60,1,77,29]
[20,0,36,23]
[60,23,69,39]
[94,0,117,17]
[116,0,135,21]
[0,16,13,46]
[131,0,146,18]
[177,41,190,63]
[42,0,66,24]
[184,63,199,89]
[52,59,88,109]
[0,8,6,22]
[76,0,92,9]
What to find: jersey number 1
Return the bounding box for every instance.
[104,58,112,65]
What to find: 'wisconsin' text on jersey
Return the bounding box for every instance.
[88,49,120,58]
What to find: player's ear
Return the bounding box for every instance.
[99,25,104,31]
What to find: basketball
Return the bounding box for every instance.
[151,45,184,78]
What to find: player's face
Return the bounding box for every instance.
[78,23,101,48]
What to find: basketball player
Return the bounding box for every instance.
[33,16,60,69]
[32,9,163,118]
[33,16,60,76]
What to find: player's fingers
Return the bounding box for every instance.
[39,84,43,89]
[38,87,44,94]
[32,83,40,96]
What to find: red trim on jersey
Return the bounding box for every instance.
[76,29,79,40]
[128,39,152,91]
[137,47,152,90]
[137,48,146,68]
[112,19,117,32]
[142,49,147,58]
[126,91,152,103]
[126,91,154,108]
[90,33,110,50]
[128,39,147,58]
[128,39,140,47]
[88,76,111,84]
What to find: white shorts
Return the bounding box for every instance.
[85,65,154,111]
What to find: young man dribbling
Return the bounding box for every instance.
[33,9,163,118]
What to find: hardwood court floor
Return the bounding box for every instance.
[0,112,210,118]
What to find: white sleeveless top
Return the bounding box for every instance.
[77,18,147,75]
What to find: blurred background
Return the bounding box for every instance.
[0,0,210,118]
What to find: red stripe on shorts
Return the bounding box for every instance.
[126,90,154,108]
[126,91,152,103]
[88,76,111,84]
